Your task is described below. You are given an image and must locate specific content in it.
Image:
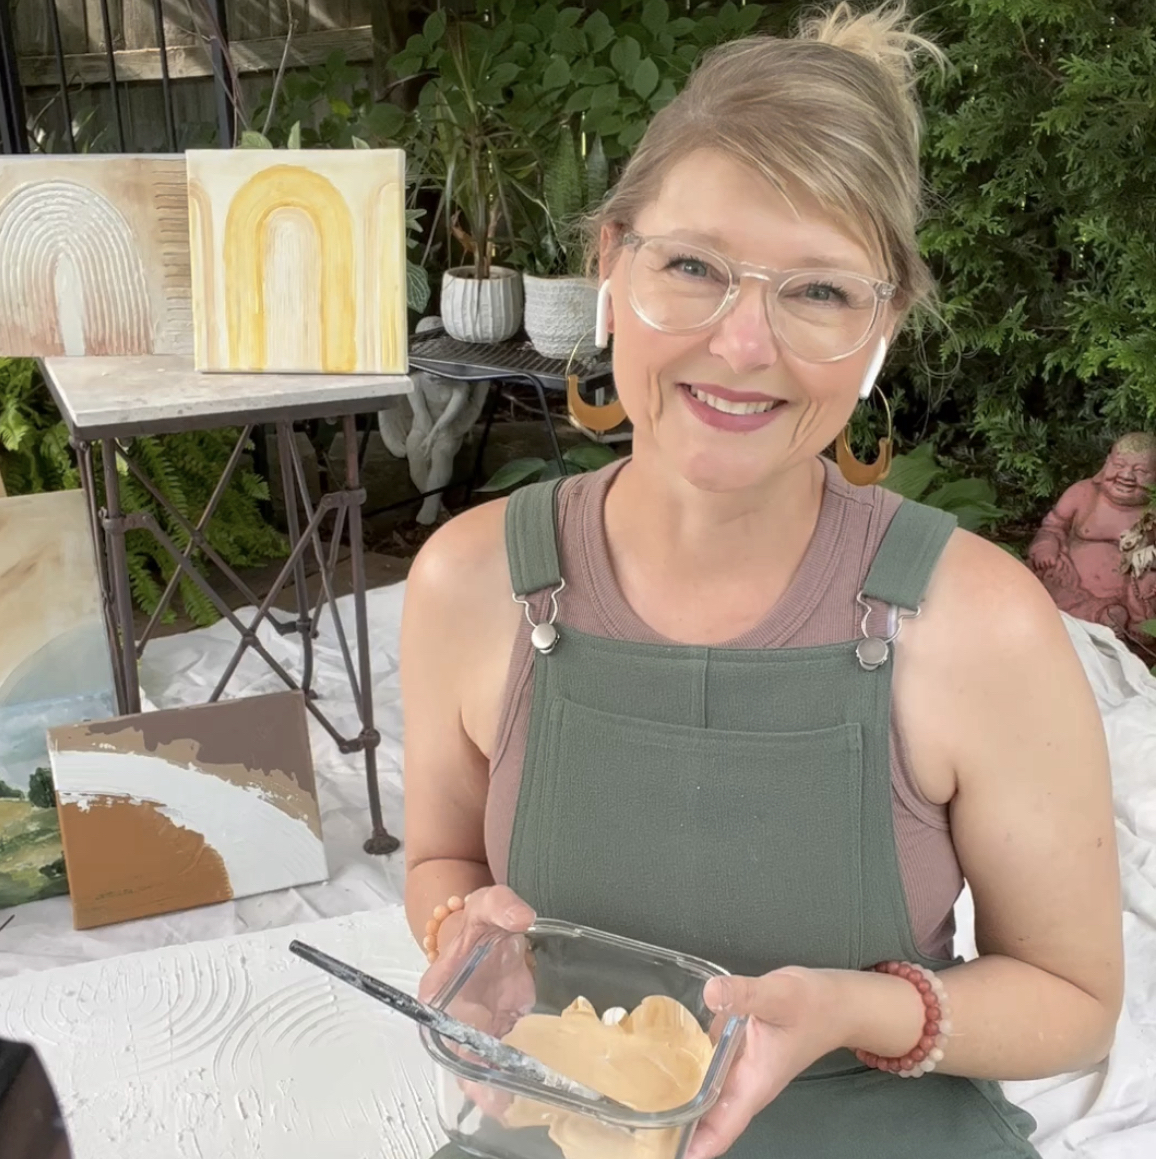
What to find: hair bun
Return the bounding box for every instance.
[799,2,945,93]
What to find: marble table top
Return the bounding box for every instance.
[42,355,413,439]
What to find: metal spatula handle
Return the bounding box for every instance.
[288,939,624,1107]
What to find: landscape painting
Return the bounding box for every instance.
[186,148,407,375]
[0,489,115,907]
[49,692,329,930]
[0,154,192,357]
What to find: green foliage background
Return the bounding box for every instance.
[387,0,1156,521]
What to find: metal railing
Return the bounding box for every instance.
[0,0,238,155]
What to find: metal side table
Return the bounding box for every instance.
[407,332,615,501]
[41,355,412,856]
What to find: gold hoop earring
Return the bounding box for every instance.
[564,329,626,434]
[836,384,893,486]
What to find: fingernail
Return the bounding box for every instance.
[705,979,731,1012]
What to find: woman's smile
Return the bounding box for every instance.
[678,381,788,432]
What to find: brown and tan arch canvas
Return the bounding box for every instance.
[0,154,192,358]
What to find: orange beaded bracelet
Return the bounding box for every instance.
[854,961,952,1078]
[421,895,465,963]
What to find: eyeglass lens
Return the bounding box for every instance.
[628,236,882,360]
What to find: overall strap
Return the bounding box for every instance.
[504,478,566,596]
[861,500,958,611]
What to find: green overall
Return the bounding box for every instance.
[434,478,1040,1159]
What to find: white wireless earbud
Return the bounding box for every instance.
[594,279,612,349]
[858,338,887,400]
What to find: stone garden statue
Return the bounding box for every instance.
[377,318,489,525]
[1028,432,1156,662]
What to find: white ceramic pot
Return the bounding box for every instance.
[440,266,523,344]
[522,274,599,361]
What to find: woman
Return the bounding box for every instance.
[401,4,1123,1156]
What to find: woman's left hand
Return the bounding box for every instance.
[687,967,848,1159]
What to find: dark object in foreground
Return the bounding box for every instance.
[0,1038,71,1159]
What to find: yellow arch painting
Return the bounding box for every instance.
[223,166,356,372]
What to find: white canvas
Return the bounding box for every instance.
[0,906,442,1158]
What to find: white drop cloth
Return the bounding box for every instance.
[0,586,1153,1158]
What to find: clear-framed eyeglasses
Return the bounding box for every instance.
[622,232,898,363]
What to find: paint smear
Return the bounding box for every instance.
[53,749,328,927]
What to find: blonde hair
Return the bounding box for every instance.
[588,2,946,314]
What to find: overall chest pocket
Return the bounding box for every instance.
[509,697,866,976]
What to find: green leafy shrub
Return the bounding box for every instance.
[888,0,1156,517]
[882,443,1007,533]
[0,357,78,493]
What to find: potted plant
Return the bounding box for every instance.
[520,129,609,361]
[411,21,536,344]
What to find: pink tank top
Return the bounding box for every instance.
[485,456,962,961]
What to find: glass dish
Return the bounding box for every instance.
[419,918,747,1159]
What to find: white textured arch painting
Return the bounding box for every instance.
[48,692,329,930]
[0,155,192,357]
[186,148,407,374]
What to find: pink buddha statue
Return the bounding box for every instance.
[1028,432,1156,664]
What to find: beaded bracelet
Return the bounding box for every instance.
[854,961,952,1078]
[421,895,465,963]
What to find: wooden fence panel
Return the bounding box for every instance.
[53,0,91,53]
[308,0,348,33]
[228,0,269,42]
[14,0,53,55]
[81,0,122,54]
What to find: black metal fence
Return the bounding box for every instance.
[0,0,242,154]
[0,0,383,156]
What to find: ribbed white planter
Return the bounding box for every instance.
[523,275,599,361]
[440,266,523,344]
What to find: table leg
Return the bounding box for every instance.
[76,439,128,714]
[276,422,316,697]
[463,383,501,505]
[526,375,566,475]
[100,438,141,715]
[343,414,399,856]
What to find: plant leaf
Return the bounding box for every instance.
[881,443,940,501]
[564,443,618,472]
[351,135,370,149]
[477,457,547,492]
[633,58,660,99]
[642,0,670,36]
[543,56,571,90]
[584,10,615,53]
[610,37,642,80]
[239,130,273,148]
[585,135,609,206]
[406,261,430,314]
[286,121,301,150]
